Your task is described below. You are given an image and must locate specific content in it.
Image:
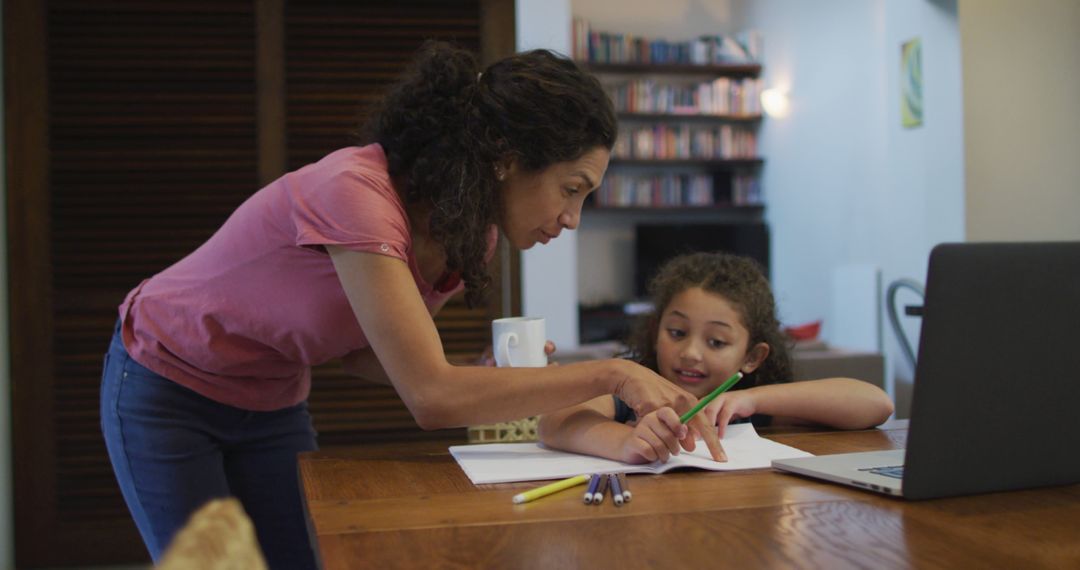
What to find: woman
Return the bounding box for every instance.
[101,41,722,569]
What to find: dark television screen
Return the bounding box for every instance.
[634,223,770,298]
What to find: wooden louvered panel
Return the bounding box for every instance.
[439,300,496,356]
[49,0,258,305]
[10,0,512,565]
[52,313,130,524]
[285,1,481,168]
[285,1,494,445]
[14,0,259,565]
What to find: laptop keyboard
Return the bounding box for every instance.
[860,465,904,479]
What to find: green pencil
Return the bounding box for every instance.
[679,372,744,424]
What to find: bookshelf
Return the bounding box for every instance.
[572,18,766,211]
[587,63,765,211]
[573,20,770,333]
[587,62,761,77]
[617,112,762,124]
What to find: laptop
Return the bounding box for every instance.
[772,242,1080,499]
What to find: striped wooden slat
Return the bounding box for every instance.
[12,1,503,565]
[285,1,481,167]
[28,0,258,562]
[285,0,488,446]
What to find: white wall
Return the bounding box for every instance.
[570,0,966,416]
[1,3,13,566]
[562,1,1079,416]
[730,0,965,416]
[960,0,1080,242]
[879,0,966,412]
[516,0,582,348]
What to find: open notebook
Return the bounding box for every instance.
[449,423,812,485]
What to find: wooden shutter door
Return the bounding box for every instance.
[282,0,494,446]
[10,1,261,565]
[6,0,513,565]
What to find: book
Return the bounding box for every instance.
[449,423,813,485]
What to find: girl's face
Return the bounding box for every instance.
[498,146,610,250]
[654,287,769,399]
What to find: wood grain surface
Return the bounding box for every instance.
[301,421,1080,569]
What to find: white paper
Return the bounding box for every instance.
[449,423,814,485]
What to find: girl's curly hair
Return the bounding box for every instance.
[625,252,793,389]
[357,41,617,307]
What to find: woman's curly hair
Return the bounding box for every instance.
[358,41,617,307]
[625,252,794,389]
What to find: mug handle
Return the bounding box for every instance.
[496,332,519,368]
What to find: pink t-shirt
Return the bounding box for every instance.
[120,144,494,411]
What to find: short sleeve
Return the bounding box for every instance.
[287,152,410,261]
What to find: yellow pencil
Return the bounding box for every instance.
[511,474,591,504]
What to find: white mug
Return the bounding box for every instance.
[492,317,547,368]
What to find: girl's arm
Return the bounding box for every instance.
[538,397,694,464]
[538,397,627,460]
[327,246,723,458]
[711,378,894,433]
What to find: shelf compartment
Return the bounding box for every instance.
[617,112,762,123]
[609,158,763,168]
[584,62,761,77]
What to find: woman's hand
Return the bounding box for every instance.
[609,359,727,462]
[703,390,759,438]
[475,345,495,367]
[544,340,557,366]
[618,407,687,464]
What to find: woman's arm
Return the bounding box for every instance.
[341,348,390,385]
[327,246,722,458]
[735,378,894,430]
[341,290,455,385]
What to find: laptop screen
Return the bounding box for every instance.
[902,241,1080,499]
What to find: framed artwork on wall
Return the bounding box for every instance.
[901,37,923,128]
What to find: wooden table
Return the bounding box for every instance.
[300,421,1080,569]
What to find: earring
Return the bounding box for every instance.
[494,167,505,181]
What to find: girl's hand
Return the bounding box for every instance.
[704,390,759,438]
[618,407,687,464]
[610,360,726,462]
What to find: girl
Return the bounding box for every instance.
[101,42,723,569]
[539,252,894,464]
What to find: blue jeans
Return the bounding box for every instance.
[100,322,319,569]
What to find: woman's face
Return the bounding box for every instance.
[654,287,767,399]
[498,146,610,250]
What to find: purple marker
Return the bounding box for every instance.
[593,472,609,504]
[609,473,624,506]
[583,473,600,504]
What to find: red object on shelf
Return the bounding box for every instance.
[784,320,822,341]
